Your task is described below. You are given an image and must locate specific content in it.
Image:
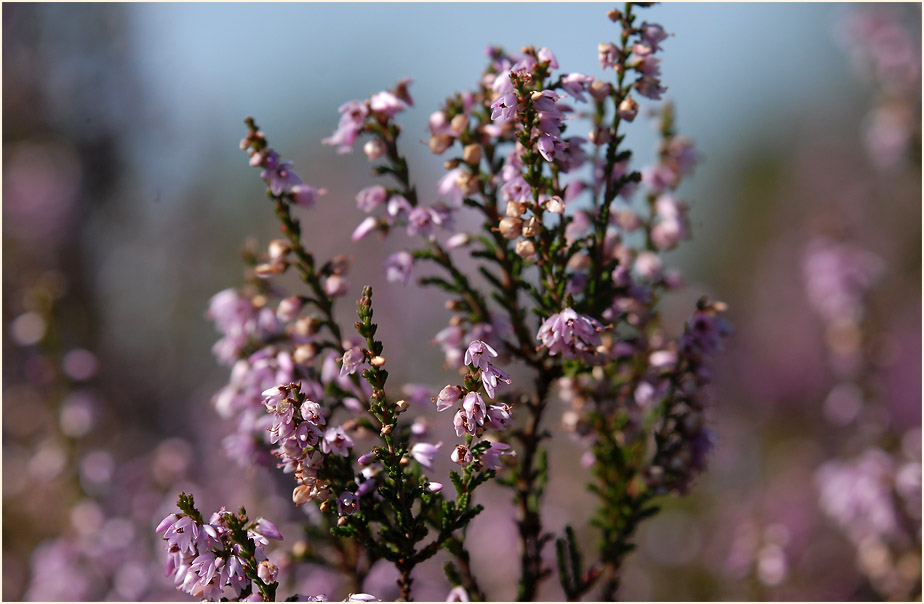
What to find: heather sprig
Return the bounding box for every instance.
[176,3,732,601]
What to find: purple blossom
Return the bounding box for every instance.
[464,339,498,371]
[481,363,511,399]
[406,206,442,240]
[561,73,594,102]
[384,251,414,285]
[323,100,368,154]
[451,444,474,466]
[537,47,559,68]
[453,409,473,437]
[290,184,326,208]
[437,168,466,208]
[436,385,463,411]
[485,403,513,431]
[336,491,359,516]
[261,152,303,196]
[536,308,603,361]
[321,426,354,457]
[490,92,518,122]
[410,441,442,470]
[352,216,379,242]
[340,347,365,377]
[369,91,406,117]
[356,185,388,213]
[462,391,487,426]
[324,275,350,297]
[480,442,514,470]
[386,195,412,222]
[640,22,669,53]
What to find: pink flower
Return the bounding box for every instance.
[384,251,414,285]
[464,339,498,371]
[451,444,474,466]
[340,347,365,377]
[436,385,463,411]
[323,100,368,154]
[410,441,442,470]
[490,92,518,123]
[352,216,379,242]
[290,184,326,208]
[536,308,603,360]
[321,426,354,456]
[369,91,406,118]
[481,442,514,470]
[355,185,388,212]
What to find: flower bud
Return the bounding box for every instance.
[589,80,613,102]
[294,344,317,365]
[395,399,409,413]
[255,262,283,278]
[429,135,453,155]
[515,239,537,259]
[277,296,303,322]
[607,8,622,21]
[618,95,638,122]
[295,317,319,337]
[370,355,386,368]
[268,239,291,264]
[426,482,444,493]
[293,485,313,506]
[450,114,468,133]
[444,158,461,170]
[337,516,349,527]
[521,217,541,238]
[380,424,393,436]
[506,201,526,218]
[589,126,611,146]
[462,144,482,165]
[498,217,522,240]
[357,450,377,466]
[363,139,385,160]
[544,195,565,214]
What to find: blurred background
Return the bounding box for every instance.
[3,2,920,601]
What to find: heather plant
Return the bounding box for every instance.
[155,4,730,600]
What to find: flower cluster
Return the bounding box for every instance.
[156,496,282,601]
[177,5,733,602]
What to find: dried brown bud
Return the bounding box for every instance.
[450,114,468,133]
[295,317,319,337]
[444,158,460,170]
[607,8,622,21]
[589,79,613,102]
[521,217,541,238]
[395,399,409,413]
[319,500,331,513]
[506,201,526,218]
[380,424,393,436]
[429,134,453,155]
[498,217,522,240]
[294,344,317,365]
[618,95,639,122]
[515,239,536,259]
[462,143,482,166]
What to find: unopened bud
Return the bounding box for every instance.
[530,90,544,102]
[590,80,613,102]
[444,158,460,170]
[337,516,349,527]
[462,144,482,165]
[370,355,386,368]
[618,96,638,122]
[498,217,522,240]
[363,139,385,160]
[255,262,283,278]
[450,114,468,133]
[293,485,312,506]
[268,239,291,263]
[589,126,611,146]
[521,217,541,238]
[294,344,317,365]
[506,201,526,218]
[429,135,453,155]
[380,424,393,436]
[607,8,622,21]
[395,399,409,413]
[295,317,319,337]
[515,239,537,259]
